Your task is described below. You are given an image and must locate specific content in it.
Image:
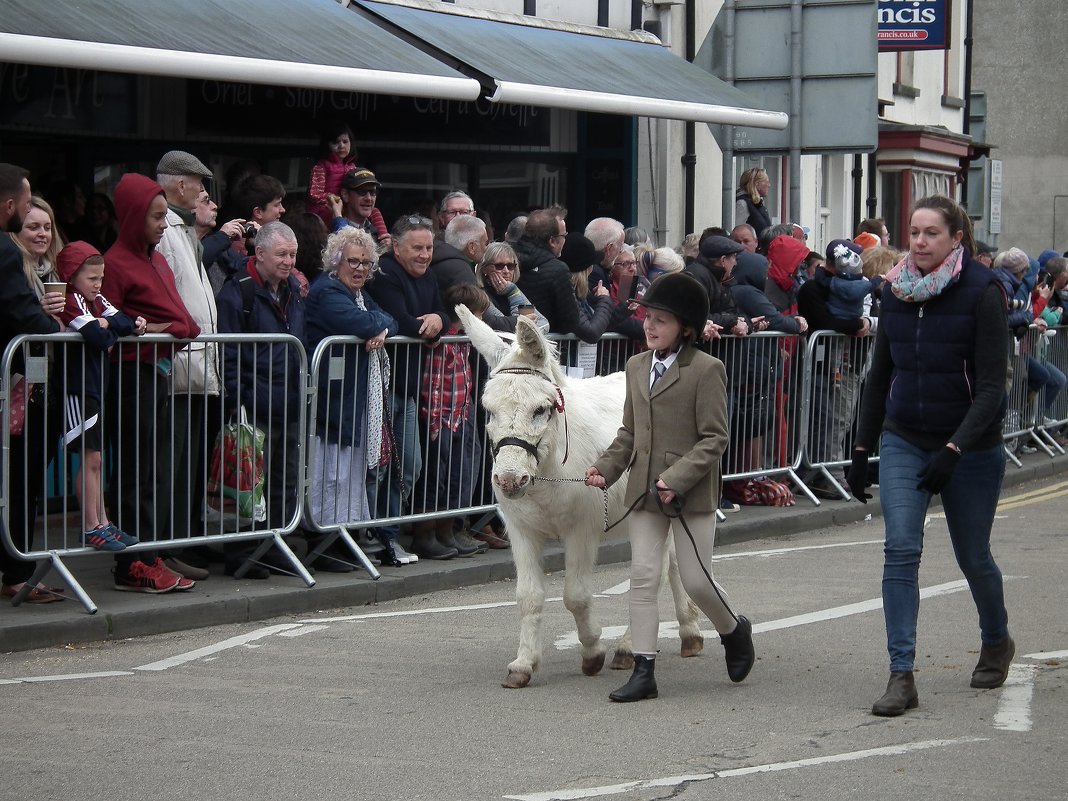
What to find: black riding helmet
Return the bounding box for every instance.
[633,272,710,337]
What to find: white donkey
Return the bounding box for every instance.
[456,306,703,688]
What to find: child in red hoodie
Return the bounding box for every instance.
[55,241,145,552]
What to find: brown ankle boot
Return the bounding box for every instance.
[871,671,918,716]
[970,636,1015,689]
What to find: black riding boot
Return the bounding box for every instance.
[609,654,658,702]
[720,615,756,683]
[871,671,919,716]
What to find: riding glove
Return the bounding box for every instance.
[846,449,872,503]
[916,446,961,494]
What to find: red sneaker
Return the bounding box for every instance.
[151,558,195,591]
[114,559,181,593]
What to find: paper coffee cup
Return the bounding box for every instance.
[43,281,67,295]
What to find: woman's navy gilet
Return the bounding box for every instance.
[880,258,1003,436]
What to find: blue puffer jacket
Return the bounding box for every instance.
[216,260,307,423]
[306,275,396,446]
[991,266,1033,330]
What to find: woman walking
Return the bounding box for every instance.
[848,195,1014,716]
[585,272,755,702]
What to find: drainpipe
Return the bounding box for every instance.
[683,0,696,236]
[960,0,975,207]
[788,0,802,223]
[721,0,736,229]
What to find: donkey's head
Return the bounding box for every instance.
[456,305,565,499]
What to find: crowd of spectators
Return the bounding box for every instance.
[3,150,1067,604]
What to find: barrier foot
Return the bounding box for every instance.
[715,509,727,523]
[817,466,851,501]
[1028,429,1056,458]
[1035,427,1063,455]
[787,468,822,507]
[265,533,316,587]
[338,526,381,580]
[11,554,97,614]
[1004,443,1023,468]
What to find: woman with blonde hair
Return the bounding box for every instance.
[735,167,772,235]
[475,240,547,331]
[12,196,63,297]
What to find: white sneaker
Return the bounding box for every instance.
[391,541,418,564]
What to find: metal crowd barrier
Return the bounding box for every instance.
[1,332,310,611]
[796,330,876,502]
[7,320,1068,614]
[1004,324,1066,463]
[304,334,497,575]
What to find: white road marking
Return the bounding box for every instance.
[0,671,134,685]
[132,623,302,671]
[1023,649,1068,660]
[554,579,972,650]
[709,539,883,561]
[503,737,987,801]
[278,625,330,637]
[303,600,517,624]
[994,664,1037,732]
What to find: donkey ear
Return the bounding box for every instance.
[515,314,550,364]
[455,304,510,368]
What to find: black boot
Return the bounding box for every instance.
[970,636,1015,689]
[609,654,658,702]
[871,671,918,716]
[720,615,755,683]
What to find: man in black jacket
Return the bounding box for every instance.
[514,208,581,336]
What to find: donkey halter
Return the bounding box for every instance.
[489,367,570,465]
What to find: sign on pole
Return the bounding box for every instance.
[989,159,1003,235]
[877,0,951,51]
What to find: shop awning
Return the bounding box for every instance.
[352,0,789,129]
[0,0,481,102]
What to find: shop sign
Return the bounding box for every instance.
[187,80,550,146]
[0,62,137,134]
[877,0,951,51]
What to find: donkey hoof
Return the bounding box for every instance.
[681,634,705,658]
[609,651,634,671]
[502,670,532,689]
[582,652,606,676]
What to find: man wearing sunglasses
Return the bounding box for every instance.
[330,168,391,249]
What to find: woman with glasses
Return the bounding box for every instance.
[305,227,402,568]
[476,241,548,332]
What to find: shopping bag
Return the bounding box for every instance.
[206,406,266,523]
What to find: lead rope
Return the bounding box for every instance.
[530,476,739,625]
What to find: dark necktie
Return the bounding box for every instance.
[651,361,665,389]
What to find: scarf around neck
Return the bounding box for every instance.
[887,245,965,303]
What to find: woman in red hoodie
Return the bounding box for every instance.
[101,173,200,594]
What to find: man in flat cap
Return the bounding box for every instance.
[155,150,220,578]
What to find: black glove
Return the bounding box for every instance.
[916,446,961,494]
[846,449,872,503]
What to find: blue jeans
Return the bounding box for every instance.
[366,394,421,541]
[1027,356,1066,413]
[878,431,1009,673]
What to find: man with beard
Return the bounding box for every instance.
[329,168,390,248]
[0,163,67,605]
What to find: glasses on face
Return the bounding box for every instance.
[346,258,374,269]
[615,259,637,269]
[352,188,377,197]
[403,215,432,227]
[550,232,565,242]
[443,208,474,218]
[489,261,516,271]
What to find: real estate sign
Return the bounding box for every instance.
[877,0,951,51]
